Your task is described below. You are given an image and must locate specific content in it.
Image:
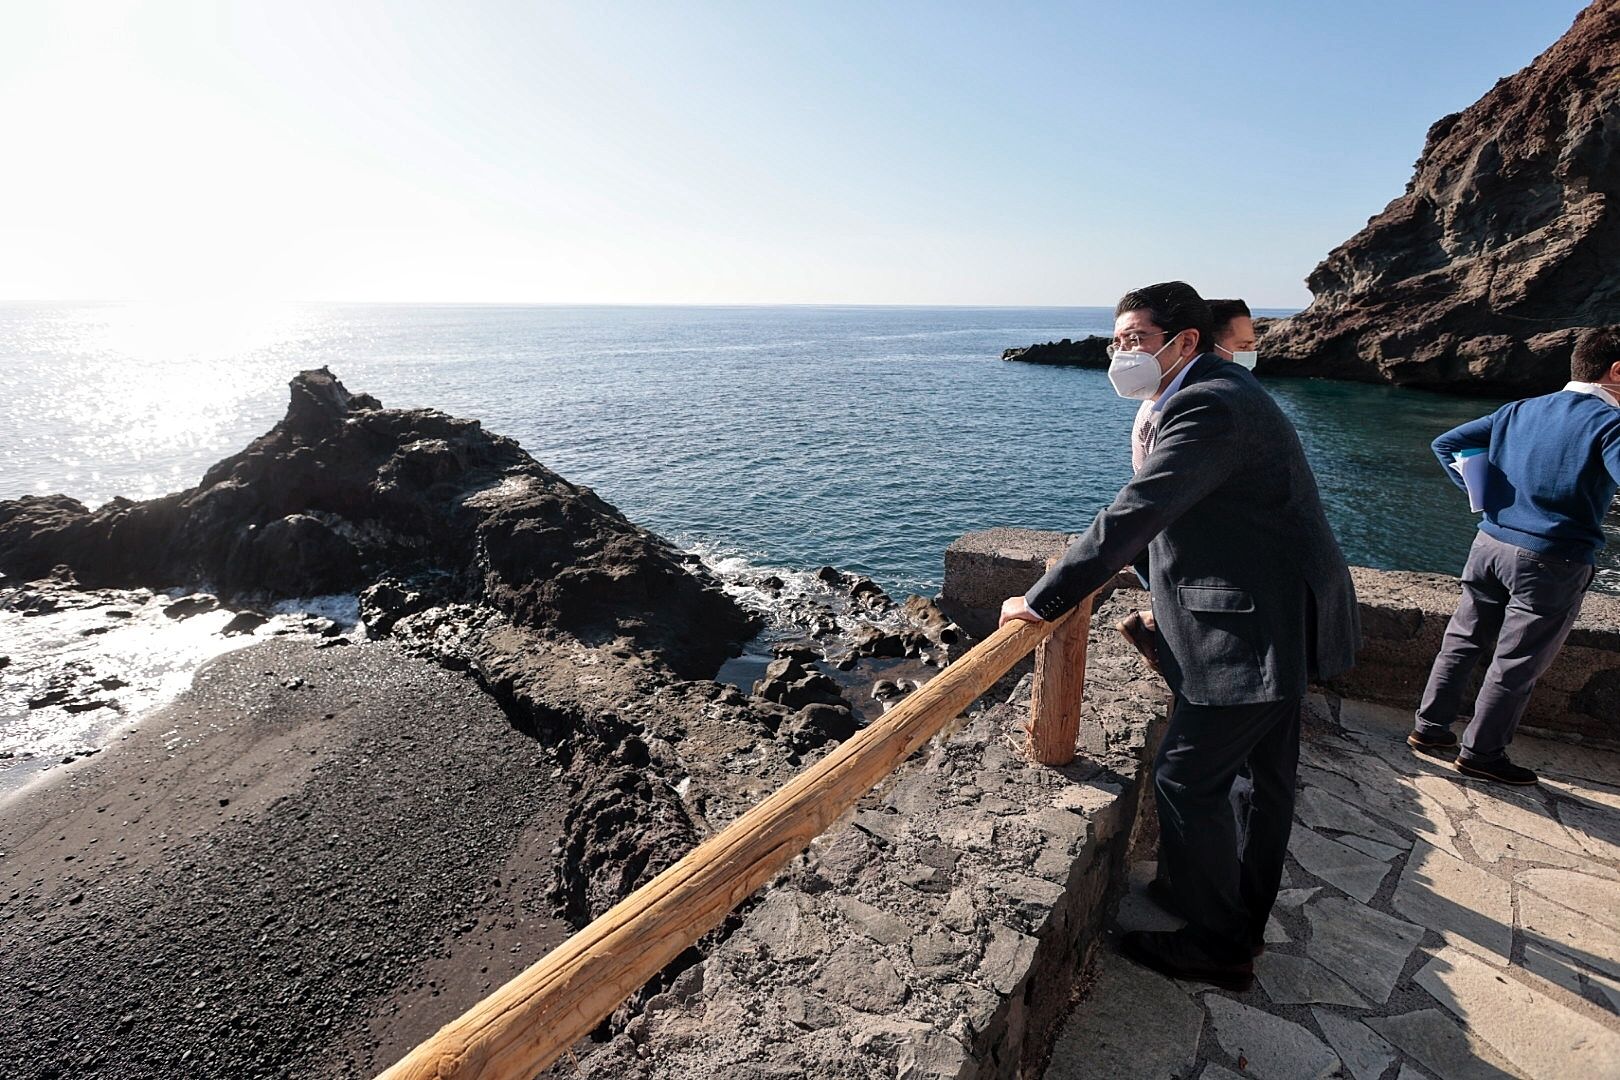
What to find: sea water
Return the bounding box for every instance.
[9,302,1604,594]
[5,302,1615,784]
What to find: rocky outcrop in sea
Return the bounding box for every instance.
[999,337,1109,368]
[1257,0,1620,394]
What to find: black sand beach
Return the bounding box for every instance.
[0,637,573,1078]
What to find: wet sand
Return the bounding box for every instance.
[0,638,572,1078]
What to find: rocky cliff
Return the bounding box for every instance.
[1258,0,1620,394]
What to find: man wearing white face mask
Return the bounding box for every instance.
[998,281,1360,991]
[1118,297,1259,666]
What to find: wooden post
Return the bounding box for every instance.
[1028,590,1094,766]
[376,615,1061,1080]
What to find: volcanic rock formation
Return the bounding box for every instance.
[0,368,754,677]
[1000,336,1110,368]
[1258,0,1620,394]
[0,369,965,973]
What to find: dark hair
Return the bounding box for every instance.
[1208,298,1251,337]
[1115,281,1214,355]
[1572,325,1620,381]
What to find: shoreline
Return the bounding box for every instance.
[0,636,575,1078]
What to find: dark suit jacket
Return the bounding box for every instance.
[1025,355,1360,706]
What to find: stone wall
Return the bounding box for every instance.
[939,529,1620,750]
[571,593,1168,1079]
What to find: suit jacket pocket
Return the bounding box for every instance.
[1176,585,1256,614]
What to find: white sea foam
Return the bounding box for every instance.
[683,539,913,640]
[0,588,358,788]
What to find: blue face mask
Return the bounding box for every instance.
[1216,344,1257,370]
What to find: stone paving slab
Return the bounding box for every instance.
[1253,952,1367,1008]
[1460,816,1618,874]
[1044,688,1620,1080]
[1517,887,1620,980]
[1043,948,1203,1080]
[1304,896,1425,1006]
[1312,1008,1397,1080]
[1202,996,1339,1080]
[1517,869,1620,933]
[1295,785,1411,849]
[1289,824,1393,903]
[1393,840,1513,964]
[1415,947,1620,1078]
[1368,1010,1522,1080]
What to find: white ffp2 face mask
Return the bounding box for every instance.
[1107,333,1185,400]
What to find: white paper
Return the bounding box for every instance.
[1450,454,1489,513]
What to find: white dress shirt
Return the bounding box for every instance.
[1564,380,1620,407]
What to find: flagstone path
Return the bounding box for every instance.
[1043,694,1620,1080]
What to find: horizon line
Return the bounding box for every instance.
[0,298,1309,312]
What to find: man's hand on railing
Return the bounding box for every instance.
[998,595,1045,627]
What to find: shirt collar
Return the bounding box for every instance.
[1149,353,1207,413]
[1564,380,1620,408]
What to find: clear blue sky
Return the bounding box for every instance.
[0,0,1590,307]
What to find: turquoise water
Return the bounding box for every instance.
[2,302,1613,594]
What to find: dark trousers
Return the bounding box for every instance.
[1415,531,1593,762]
[1155,695,1301,957]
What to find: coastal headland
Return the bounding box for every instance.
[0,370,965,1077]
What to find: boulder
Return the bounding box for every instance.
[1259,2,1620,394]
[753,657,849,711]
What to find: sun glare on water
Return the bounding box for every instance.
[21,302,316,504]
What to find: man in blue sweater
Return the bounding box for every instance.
[1411,327,1620,784]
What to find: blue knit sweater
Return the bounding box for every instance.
[1432,388,1620,564]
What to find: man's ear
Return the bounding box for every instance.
[1607,359,1620,384]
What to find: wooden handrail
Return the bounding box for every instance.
[1029,571,1094,766]
[377,600,1092,1080]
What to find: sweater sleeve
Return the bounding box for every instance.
[1432,412,1496,494]
[1604,418,1620,486]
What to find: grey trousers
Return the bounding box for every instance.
[1415,530,1594,762]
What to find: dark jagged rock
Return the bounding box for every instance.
[550,765,699,926]
[0,368,757,678]
[753,656,849,711]
[1258,2,1620,394]
[219,612,268,637]
[1001,336,1110,368]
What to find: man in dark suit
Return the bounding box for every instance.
[1000,281,1360,990]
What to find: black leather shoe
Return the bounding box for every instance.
[1121,929,1254,991]
[1456,755,1538,785]
[1407,729,1459,755]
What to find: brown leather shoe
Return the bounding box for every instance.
[1121,929,1254,991]
[1116,610,1160,672]
[1407,729,1459,756]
